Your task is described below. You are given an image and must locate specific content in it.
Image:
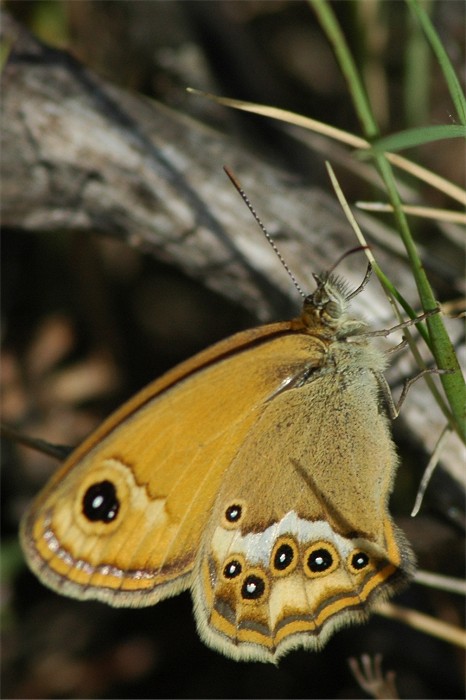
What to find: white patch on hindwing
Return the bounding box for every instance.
[211,510,359,566]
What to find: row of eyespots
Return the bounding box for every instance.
[221,539,371,601]
[223,501,370,568]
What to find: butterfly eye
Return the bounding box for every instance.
[241,574,266,600]
[82,481,120,523]
[348,551,370,572]
[324,300,341,320]
[304,541,339,578]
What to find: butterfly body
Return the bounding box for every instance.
[20,273,415,662]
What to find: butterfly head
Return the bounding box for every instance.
[301,273,366,338]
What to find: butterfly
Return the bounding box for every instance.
[20,251,415,663]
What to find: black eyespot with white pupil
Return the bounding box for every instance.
[273,543,294,571]
[225,504,242,522]
[241,575,265,600]
[223,560,242,579]
[82,480,119,523]
[307,547,333,573]
[351,551,370,570]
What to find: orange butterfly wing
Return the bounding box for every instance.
[20,320,321,605]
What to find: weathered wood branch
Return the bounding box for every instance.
[1,10,463,482]
[1,10,412,318]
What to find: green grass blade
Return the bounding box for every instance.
[311,0,465,441]
[363,124,466,156]
[404,0,432,127]
[309,0,379,138]
[374,156,465,441]
[407,0,466,125]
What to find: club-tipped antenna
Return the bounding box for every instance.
[223,166,305,298]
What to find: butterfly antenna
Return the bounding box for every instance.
[322,245,372,300]
[223,166,306,298]
[346,261,372,300]
[325,245,369,276]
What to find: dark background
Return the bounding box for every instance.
[1,2,465,698]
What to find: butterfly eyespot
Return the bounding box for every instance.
[222,501,246,529]
[274,544,294,569]
[223,559,243,579]
[349,551,370,572]
[241,574,266,600]
[308,548,332,572]
[304,541,339,578]
[82,480,120,523]
[225,504,242,521]
[271,537,298,576]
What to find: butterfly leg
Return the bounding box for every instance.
[385,338,408,356]
[366,307,440,340]
[376,368,450,419]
